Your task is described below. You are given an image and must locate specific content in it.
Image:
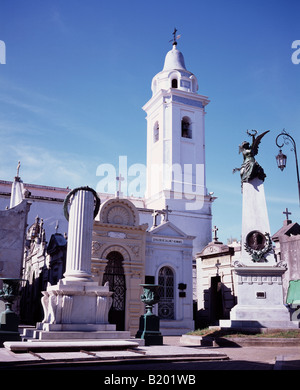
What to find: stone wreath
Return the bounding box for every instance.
[63,186,101,221]
[244,231,273,263]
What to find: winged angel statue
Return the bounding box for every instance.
[233,130,270,186]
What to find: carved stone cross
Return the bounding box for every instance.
[161,205,172,222]
[215,259,221,276]
[212,225,219,242]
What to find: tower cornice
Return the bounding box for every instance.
[143,88,209,114]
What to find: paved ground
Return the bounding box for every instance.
[0,336,299,371]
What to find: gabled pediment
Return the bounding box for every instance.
[149,221,193,239]
[198,242,233,258]
[272,222,300,241]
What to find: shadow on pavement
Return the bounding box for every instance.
[1,357,274,371]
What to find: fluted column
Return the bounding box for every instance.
[64,189,94,281]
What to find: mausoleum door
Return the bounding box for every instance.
[102,251,126,331]
[158,266,175,320]
[210,276,224,323]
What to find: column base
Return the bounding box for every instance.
[41,279,113,327]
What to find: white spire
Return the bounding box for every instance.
[150,36,198,95]
[163,43,187,71]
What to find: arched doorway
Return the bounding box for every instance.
[102,251,126,330]
[157,266,175,320]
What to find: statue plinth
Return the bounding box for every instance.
[224,265,294,328]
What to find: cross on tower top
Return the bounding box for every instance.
[170,28,181,46]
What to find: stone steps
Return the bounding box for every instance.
[20,325,131,341]
[4,339,140,353]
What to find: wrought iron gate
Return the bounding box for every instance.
[158,266,175,319]
[102,251,126,330]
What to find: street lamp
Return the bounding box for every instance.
[275,129,300,206]
[275,149,287,171]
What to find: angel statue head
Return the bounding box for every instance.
[233,130,270,186]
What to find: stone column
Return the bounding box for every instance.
[64,188,94,282]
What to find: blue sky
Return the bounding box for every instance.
[0,0,299,243]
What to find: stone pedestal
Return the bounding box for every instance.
[0,306,21,345]
[33,279,131,340]
[220,266,298,328]
[0,278,23,346]
[41,279,113,328]
[135,283,163,345]
[136,314,163,346]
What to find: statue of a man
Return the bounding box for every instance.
[233,130,269,186]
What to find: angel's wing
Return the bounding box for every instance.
[251,130,270,156]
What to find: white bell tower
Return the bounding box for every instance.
[143,33,214,253]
